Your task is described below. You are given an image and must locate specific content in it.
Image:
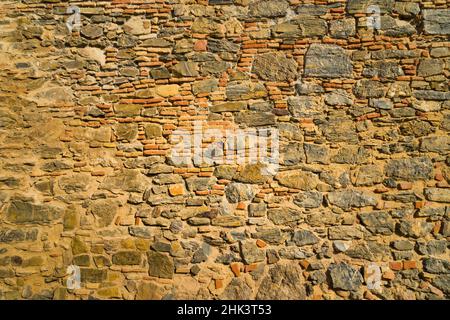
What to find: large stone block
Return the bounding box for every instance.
[304,44,352,78]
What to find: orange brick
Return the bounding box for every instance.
[194,40,207,51]
[398,182,412,190]
[236,202,246,210]
[215,279,223,289]
[169,184,184,196]
[245,263,258,273]
[403,261,417,270]
[230,262,241,277]
[382,270,395,280]
[256,239,266,248]
[415,201,426,209]
[299,260,310,269]
[389,261,403,271]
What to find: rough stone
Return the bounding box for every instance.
[292,230,319,247]
[256,263,306,299]
[275,170,319,190]
[328,262,363,291]
[293,191,323,209]
[240,240,265,264]
[304,44,352,78]
[423,10,450,35]
[385,157,433,181]
[147,251,174,279]
[267,208,302,225]
[327,190,377,210]
[359,211,395,235]
[252,52,298,81]
[249,0,289,18]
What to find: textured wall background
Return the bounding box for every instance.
[0,0,449,300]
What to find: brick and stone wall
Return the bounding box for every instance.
[0,0,449,300]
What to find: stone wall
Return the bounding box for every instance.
[0,0,449,300]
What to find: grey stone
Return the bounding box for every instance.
[249,0,289,18]
[418,59,445,77]
[292,230,319,246]
[207,39,240,53]
[359,211,395,235]
[210,102,246,113]
[240,240,265,264]
[147,251,174,279]
[0,228,38,243]
[391,240,414,251]
[354,80,385,98]
[400,120,435,137]
[192,79,218,95]
[100,169,148,192]
[225,183,255,203]
[234,111,275,127]
[347,0,394,14]
[370,98,393,110]
[304,44,352,78]
[128,226,153,239]
[423,10,450,35]
[186,176,216,191]
[416,240,447,256]
[112,251,142,265]
[397,220,433,238]
[420,136,450,154]
[328,262,363,291]
[271,18,327,38]
[81,25,103,39]
[424,188,450,203]
[288,96,320,118]
[41,160,72,172]
[423,258,450,274]
[353,165,383,186]
[220,278,253,300]
[275,170,319,190]
[320,119,359,143]
[256,263,306,299]
[252,52,298,81]
[280,142,305,166]
[394,2,420,17]
[80,268,107,283]
[413,90,449,101]
[211,215,245,227]
[214,165,237,180]
[327,190,377,210]
[114,123,138,141]
[5,198,62,225]
[248,203,267,217]
[432,275,450,294]
[226,81,267,101]
[172,61,199,77]
[330,18,356,39]
[325,89,353,106]
[293,191,323,209]
[267,208,302,225]
[363,61,404,80]
[252,227,283,244]
[385,157,433,181]
[304,144,329,164]
[380,16,416,37]
[329,226,364,240]
[332,147,371,164]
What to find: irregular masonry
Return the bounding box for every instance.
[0,0,449,300]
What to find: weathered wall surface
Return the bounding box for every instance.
[0,0,449,300]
